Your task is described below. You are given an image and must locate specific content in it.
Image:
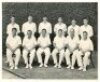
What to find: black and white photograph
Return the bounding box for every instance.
[2,1,98,80]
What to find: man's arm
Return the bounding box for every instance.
[23,45,29,52]
[6,43,14,53]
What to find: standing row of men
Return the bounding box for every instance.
[6,16,94,72]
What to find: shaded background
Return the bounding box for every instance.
[2,2,98,55]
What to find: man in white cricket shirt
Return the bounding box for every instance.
[38,17,52,36]
[65,28,79,69]
[37,29,51,67]
[68,19,80,39]
[6,16,20,63]
[22,16,37,36]
[80,18,93,39]
[6,28,21,69]
[76,31,94,71]
[52,29,66,69]
[6,16,20,36]
[22,30,37,69]
[54,17,67,36]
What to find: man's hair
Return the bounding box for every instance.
[42,29,46,32]
[72,19,76,22]
[58,29,63,32]
[43,16,47,19]
[12,28,17,31]
[10,16,15,18]
[83,17,89,21]
[28,15,33,18]
[27,30,32,33]
[83,31,88,35]
[58,17,62,19]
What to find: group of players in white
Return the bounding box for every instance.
[6,16,94,72]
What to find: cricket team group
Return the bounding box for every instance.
[5,16,94,72]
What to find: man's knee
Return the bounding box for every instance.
[15,49,21,55]
[30,49,36,54]
[37,48,43,55]
[85,52,91,57]
[6,49,12,56]
[52,48,58,55]
[65,49,70,56]
[45,48,50,56]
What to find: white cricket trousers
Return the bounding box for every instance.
[6,48,21,67]
[76,51,91,68]
[23,49,35,65]
[65,49,80,66]
[37,47,50,64]
[52,48,65,65]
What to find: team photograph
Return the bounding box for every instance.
[2,2,98,79]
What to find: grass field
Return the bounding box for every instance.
[2,51,97,79]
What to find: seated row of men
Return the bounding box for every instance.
[6,27,94,72]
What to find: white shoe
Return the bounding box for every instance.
[58,65,62,69]
[44,64,48,68]
[78,67,83,70]
[66,65,71,69]
[10,66,14,69]
[25,64,29,68]
[15,66,18,69]
[83,68,87,71]
[39,63,43,68]
[71,66,75,69]
[54,64,58,68]
[29,65,33,69]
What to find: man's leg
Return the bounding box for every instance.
[83,51,91,71]
[14,49,21,69]
[44,48,51,67]
[23,49,28,68]
[37,48,43,67]
[6,49,14,69]
[58,49,64,69]
[65,49,71,68]
[29,49,36,69]
[76,51,83,70]
[52,48,58,67]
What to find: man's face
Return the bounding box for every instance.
[42,30,46,37]
[27,30,32,38]
[83,19,88,25]
[28,16,33,23]
[70,29,74,38]
[11,17,15,23]
[71,20,76,26]
[58,30,63,37]
[43,17,47,22]
[12,29,17,36]
[83,32,88,40]
[58,17,63,23]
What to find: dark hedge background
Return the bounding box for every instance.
[2,3,98,55]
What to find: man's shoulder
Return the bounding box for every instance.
[16,36,21,40]
[47,22,51,25]
[88,25,93,29]
[80,25,84,28]
[7,23,11,27]
[23,22,28,25]
[68,25,72,29]
[54,23,58,26]
[31,22,36,25]
[14,23,19,26]
[75,25,80,28]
